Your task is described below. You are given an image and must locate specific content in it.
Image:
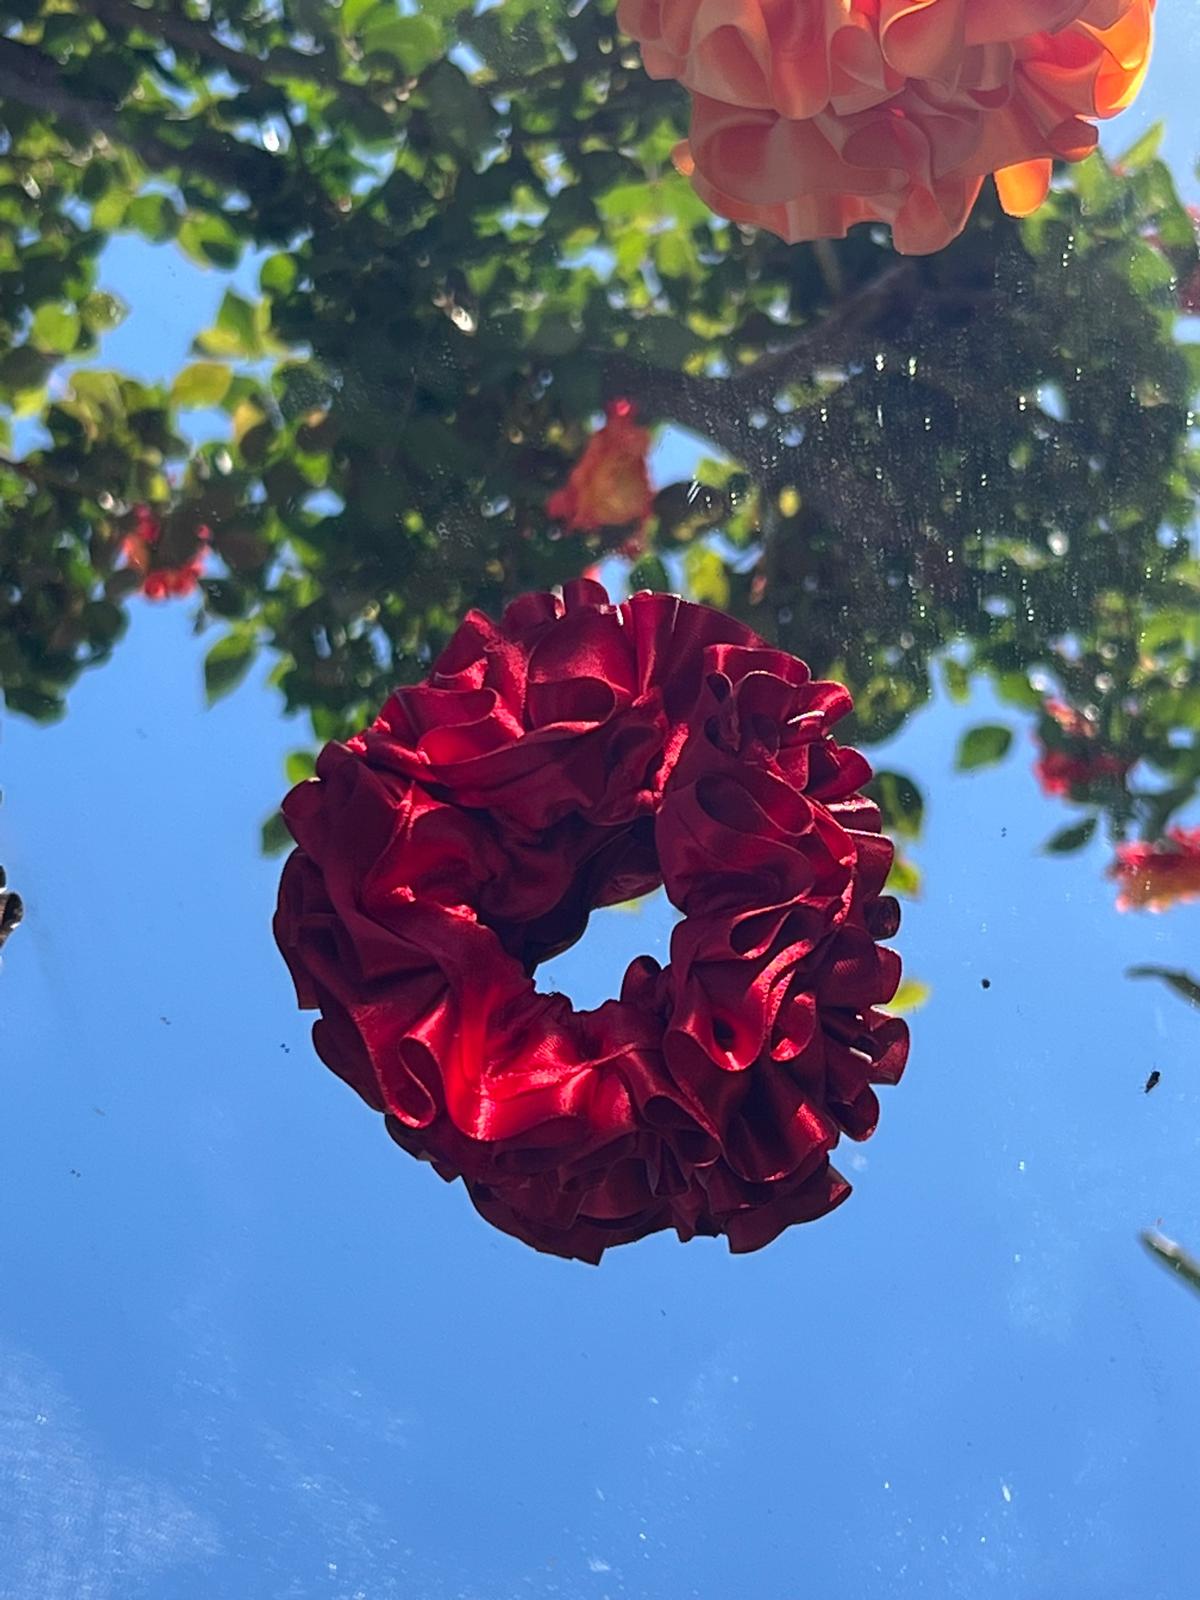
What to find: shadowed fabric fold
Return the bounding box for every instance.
[274,581,908,1262]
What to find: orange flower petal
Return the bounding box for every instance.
[994,157,1052,216]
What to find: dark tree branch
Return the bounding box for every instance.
[0,36,289,204]
[603,259,929,518]
[734,260,921,404]
[73,0,391,117]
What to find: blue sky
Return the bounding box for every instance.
[2,15,1200,1599]
[5,596,1200,1600]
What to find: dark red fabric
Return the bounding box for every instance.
[274,581,909,1262]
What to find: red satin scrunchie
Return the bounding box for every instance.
[274,580,908,1262]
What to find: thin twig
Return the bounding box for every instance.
[1141,1230,1200,1298]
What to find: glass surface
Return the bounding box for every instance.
[2,4,1199,1596]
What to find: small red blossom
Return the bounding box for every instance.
[1034,699,1131,797]
[1110,826,1200,912]
[1034,747,1130,797]
[120,508,211,601]
[547,399,654,556]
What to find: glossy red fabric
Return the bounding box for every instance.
[274,580,908,1261]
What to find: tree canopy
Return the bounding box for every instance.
[1,0,1198,869]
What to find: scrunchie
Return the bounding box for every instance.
[619,0,1154,253]
[274,580,908,1262]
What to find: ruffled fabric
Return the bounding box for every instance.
[618,0,1154,252]
[275,580,908,1262]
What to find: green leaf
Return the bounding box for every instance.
[1044,817,1097,854]
[684,545,730,609]
[260,252,298,296]
[4,686,65,723]
[197,290,261,358]
[871,771,925,840]
[79,291,128,332]
[125,192,180,243]
[890,978,931,1015]
[942,659,971,704]
[91,187,129,231]
[530,314,582,356]
[885,855,922,898]
[632,317,704,368]
[423,60,496,155]
[994,672,1043,711]
[178,212,243,270]
[285,750,317,786]
[1117,122,1164,174]
[955,725,1013,772]
[341,0,380,31]
[31,303,81,355]
[359,11,443,71]
[171,362,232,409]
[1127,966,1200,1009]
[204,629,257,705]
[628,555,671,593]
[260,810,294,857]
[0,346,53,396]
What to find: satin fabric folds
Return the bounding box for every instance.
[618,0,1155,253]
[274,580,908,1262]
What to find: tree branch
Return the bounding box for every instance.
[73,0,390,117]
[732,260,921,406]
[603,261,926,475]
[0,35,288,204]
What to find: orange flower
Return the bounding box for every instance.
[619,0,1154,254]
[546,400,654,553]
[1110,827,1200,912]
[120,506,211,600]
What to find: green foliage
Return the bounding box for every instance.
[0,860,22,953]
[1127,966,1200,1009]
[204,624,258,704]
[956,725,1015,773]
[1044,818,1099,855]
[0,1,1198,872]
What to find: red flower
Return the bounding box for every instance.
[1035,748,1128,796]
[1033,698,1130,796]
[1110,827,1200,912]
[120,507,211,600]
[275,580,908,1262]
[547,400,654,556]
